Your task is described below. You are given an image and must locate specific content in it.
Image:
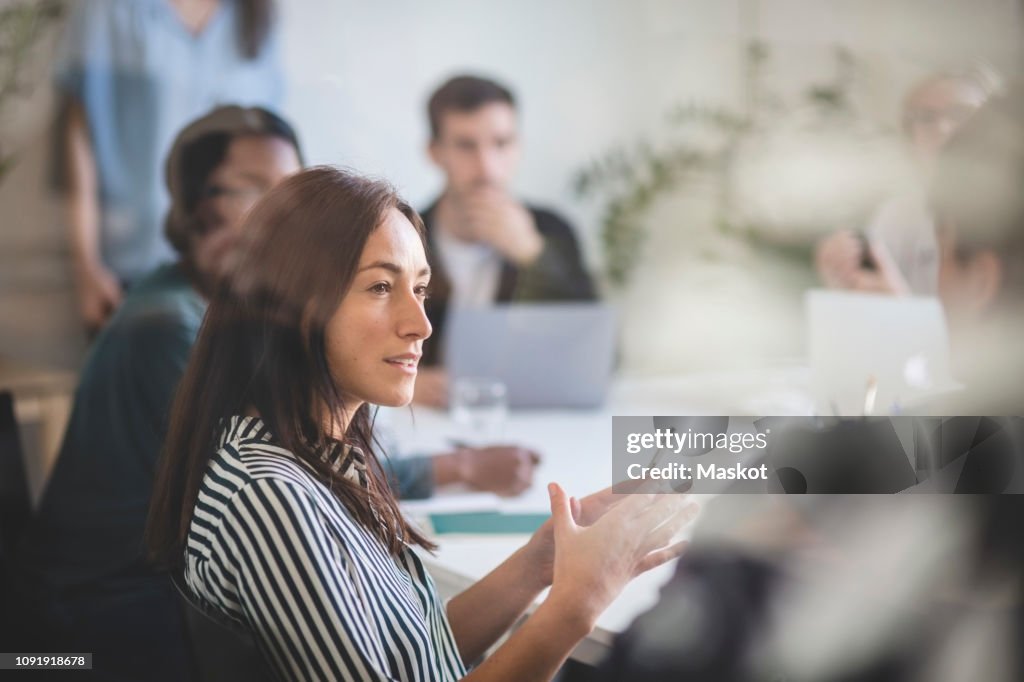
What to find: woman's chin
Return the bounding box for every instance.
[373,388,414,409]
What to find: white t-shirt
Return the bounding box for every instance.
[435,231,503,307]
[866,191,940,296]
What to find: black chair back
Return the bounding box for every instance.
[170,570,273,682]
[0,391,30,554]
[0,390,32,645]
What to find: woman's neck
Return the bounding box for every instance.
[323,400,363,441]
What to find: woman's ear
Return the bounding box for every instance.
[964,250,1003,312]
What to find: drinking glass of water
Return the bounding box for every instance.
[451,377,508,445]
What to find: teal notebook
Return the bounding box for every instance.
[429,512,549,535]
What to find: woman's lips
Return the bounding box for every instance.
[384,355,420,374]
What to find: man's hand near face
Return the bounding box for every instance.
[449,188,544,266]
[814,230,909,295]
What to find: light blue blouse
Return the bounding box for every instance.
[56,0,284,282]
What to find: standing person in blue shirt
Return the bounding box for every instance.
[56,0,282,333]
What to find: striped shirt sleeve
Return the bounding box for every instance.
[215,476,403,682]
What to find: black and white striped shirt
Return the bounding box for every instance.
[184,416,467,681]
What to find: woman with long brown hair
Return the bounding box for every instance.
[146,166,696,681]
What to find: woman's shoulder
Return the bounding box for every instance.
[203,417,376,529]
[191,418,340,554]
[207,416,322,498]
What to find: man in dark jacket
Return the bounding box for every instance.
[416,75,596,405]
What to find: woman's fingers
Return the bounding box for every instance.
[547,483,576,536]
[577,481,659,526]
[640,502,700,553]
[630,494,695,533]
[619,491,661,514]
[589,494,689,555]
[633,540,690,576]
[577,485,624,524]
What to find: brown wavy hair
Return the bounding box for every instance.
[427,74,516,140]
[146,166,436,567]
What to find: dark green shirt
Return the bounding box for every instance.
[26,264,202,589]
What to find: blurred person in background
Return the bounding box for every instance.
[927,95,1024,413]
[591,99,1024,682]
[415,75,597,406]
[56,0,282,334]
[814,68,997,297]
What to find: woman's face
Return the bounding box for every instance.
[325,208,432,411]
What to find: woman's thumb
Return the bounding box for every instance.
[548,482,574,533]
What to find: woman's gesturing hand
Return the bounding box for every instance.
[523,484,622,589]
[544,483,699,630]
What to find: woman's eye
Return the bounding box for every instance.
[415,284,431,299]
[370,282,391,294]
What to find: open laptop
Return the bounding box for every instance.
[807,290,961,415]
[444,303,617,408]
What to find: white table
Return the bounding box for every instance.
[385,367,812,665]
